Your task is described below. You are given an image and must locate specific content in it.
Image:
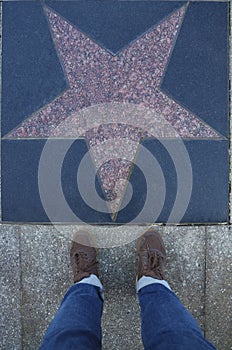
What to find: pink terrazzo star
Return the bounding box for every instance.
[6,5,223,218]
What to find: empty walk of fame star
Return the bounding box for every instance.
[5,4,224,219]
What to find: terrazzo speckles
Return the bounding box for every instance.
[7,5,219,140]
[86,123,148,216]
[96,158,133,217]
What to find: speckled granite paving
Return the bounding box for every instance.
[1,225,232,350]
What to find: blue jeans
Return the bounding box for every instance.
[40,278,216,350]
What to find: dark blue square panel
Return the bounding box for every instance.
[45,0,185,55]
[1,139,228,223]
[1,1,229,224]
[119,139,228,224]
[2,1,68,137]
[1,139,112,223]
[161,2,229,137]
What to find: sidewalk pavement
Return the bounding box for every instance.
[1,224,231,350]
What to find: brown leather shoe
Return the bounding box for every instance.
[137,229,166,280]
[70,231,99,283]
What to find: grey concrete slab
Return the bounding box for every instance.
[162,226,206,330]
[0,225,21,350]
[57,224,150,249]
[205,226,232,350]
[99,239,143,349]
[18,224,207,349]
[102,291,143,350]
[0,222,208,350]
[99,239,137,291]
[20,224,144,349]
[19,224,149,349]
[0,2,2,223]
[230,0,232,225]
[99,225,206,348]
[20,225,72,349]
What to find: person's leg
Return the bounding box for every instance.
[137,230,216,350]
[40,232,103,350]
[40,281,103,350]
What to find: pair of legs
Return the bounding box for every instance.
[40,230,216,350]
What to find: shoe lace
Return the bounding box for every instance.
[145,244,165,279]
[74,252,89,273]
